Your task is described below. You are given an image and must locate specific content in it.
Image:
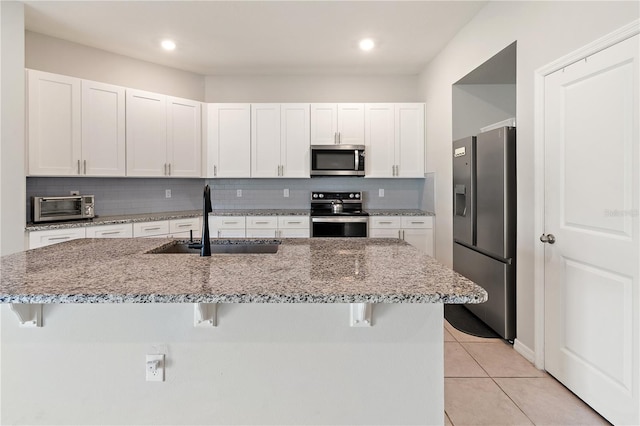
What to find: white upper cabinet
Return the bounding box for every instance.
[365,103,425,178]
[127,91,202,177]
[310,103,364,145]
[125,89,167,177]
[251,103,310,178]
[81,80,126,176]
[167,96,202,177]
[28,70,82,176]
[206,103,251,178]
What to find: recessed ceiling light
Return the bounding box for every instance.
[161,39,176,51]
[359,38,375,52]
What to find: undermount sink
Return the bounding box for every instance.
[148,240,281,255]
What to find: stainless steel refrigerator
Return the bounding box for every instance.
[453,126,516,340]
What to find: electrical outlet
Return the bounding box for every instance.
[379,188,384,197]
[236,189,242,197]
[70,190,80,196]
[146,354,165,382]
[283,188,289,198]
[165,189,171,198]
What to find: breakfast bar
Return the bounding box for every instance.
[0,237,486,425]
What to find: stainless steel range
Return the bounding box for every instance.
[310,191,369,237]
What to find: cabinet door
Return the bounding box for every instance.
[85,224,133,238]
[337,103,365,145]
[167,97,202,177]
[395,103,425,177]
[27,70,81,176]
[132,221,170,238]
[251,104,281,177]
[365,104,395,177]
[207,104,251,177]
[402,228,433,257]
[81,80,126,176]
[369,228,401,239]
[169,217,201,238]
[281,104,310,177]
[310,104,338,145]
[28,228,85,249]
[126,90,167,177]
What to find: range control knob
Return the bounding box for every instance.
[349,193,354,198]
[312,193,318,198]
[319,194,324,198]
[355,193,360,198]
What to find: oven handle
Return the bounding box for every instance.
[311,217,369,224]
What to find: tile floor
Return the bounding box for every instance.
[443,321,611,426]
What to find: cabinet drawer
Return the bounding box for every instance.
[86,224,133,238]
[401,216,433,229]
[29,228,86,249]
[246,216,278,229]
[246,229,277,238]
[369,217,402,228]
[133,221,170,237]
[277,216,309,229]
[369,228,401,239]
[210,216,246,229]
[169,217,200,234]
[279,228,310,238]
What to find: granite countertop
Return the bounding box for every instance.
[25,209,434,231]
[0,238,485,304]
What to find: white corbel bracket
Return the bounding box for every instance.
[194,303,218,327]
[350,303,373,327]
[10,304,43,327]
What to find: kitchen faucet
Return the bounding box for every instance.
[189,184,212,256]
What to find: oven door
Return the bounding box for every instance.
[311,217,368,237]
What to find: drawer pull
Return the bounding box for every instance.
[177,224,192,228]
[379,221,393,224]
[410,221,425,225]
[254,221,270,224]
[144,227,161,231]
[49,236,70,241]
[101,231,121,235]
[287,221,302,224]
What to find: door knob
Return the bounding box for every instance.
[540,234,556,244]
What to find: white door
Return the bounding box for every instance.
[81,80,126,176]
[337,103,365,145]
[544,34,639,425]
[207,104,251,177]
[365,103,395,177]
[395,103,425,177]
[281,103,310,177]
[27,70,81,176]
[167,97,202,177]
[126,89,167,177]
[310,104,338,145]
[251,104,281,177]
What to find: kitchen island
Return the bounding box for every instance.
[0,238,486,425]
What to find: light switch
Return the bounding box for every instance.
[378,189,384,197]
[237,189,242,197]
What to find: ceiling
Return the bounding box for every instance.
[23,1,488,76]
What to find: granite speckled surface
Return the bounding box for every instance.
[0,238,485,305]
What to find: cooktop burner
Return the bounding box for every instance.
[310,191,368,217]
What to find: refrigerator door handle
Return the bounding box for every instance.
[454,184,467,217]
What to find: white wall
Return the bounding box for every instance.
[205,74,420,102]
[2,303,444,425]
[452,84,516,141]
[1,1,26,256]
[26,31,206,101]
[419,0,639,352]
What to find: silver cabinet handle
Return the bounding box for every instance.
[255,221,269,224]
[77,160,81,175]
[177,224,192,228]
[540,234,556,244]
[101,231,121,235]
[217,230,221,237]
[83,160,87,174]
[334,132,338,144]
[145,227,161,231]
[379,221,393,225]
[168,163,171,176]
[49,236,71,241]
[214,165,217,177]
[287,221,302,224]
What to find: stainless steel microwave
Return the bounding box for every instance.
[310,145,365,177]
[32,195,95,223]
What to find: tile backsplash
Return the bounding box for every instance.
[26,176,435,221]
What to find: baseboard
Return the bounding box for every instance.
[513,339,536,365]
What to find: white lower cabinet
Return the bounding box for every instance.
[246,216,278,238]
[85,224,133,238]
[369,216,434,256]
[277,216,310,238]
[133,221,171,238]
[28,228,86,249]
[169,217,201,238]
[209,216,246,238]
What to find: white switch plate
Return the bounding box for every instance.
[378,188,384,197]
[283,188,289,198]
[146,354,165,382]
[165,189,171,198]
[70,190,79,196]
[237,189,242,197]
